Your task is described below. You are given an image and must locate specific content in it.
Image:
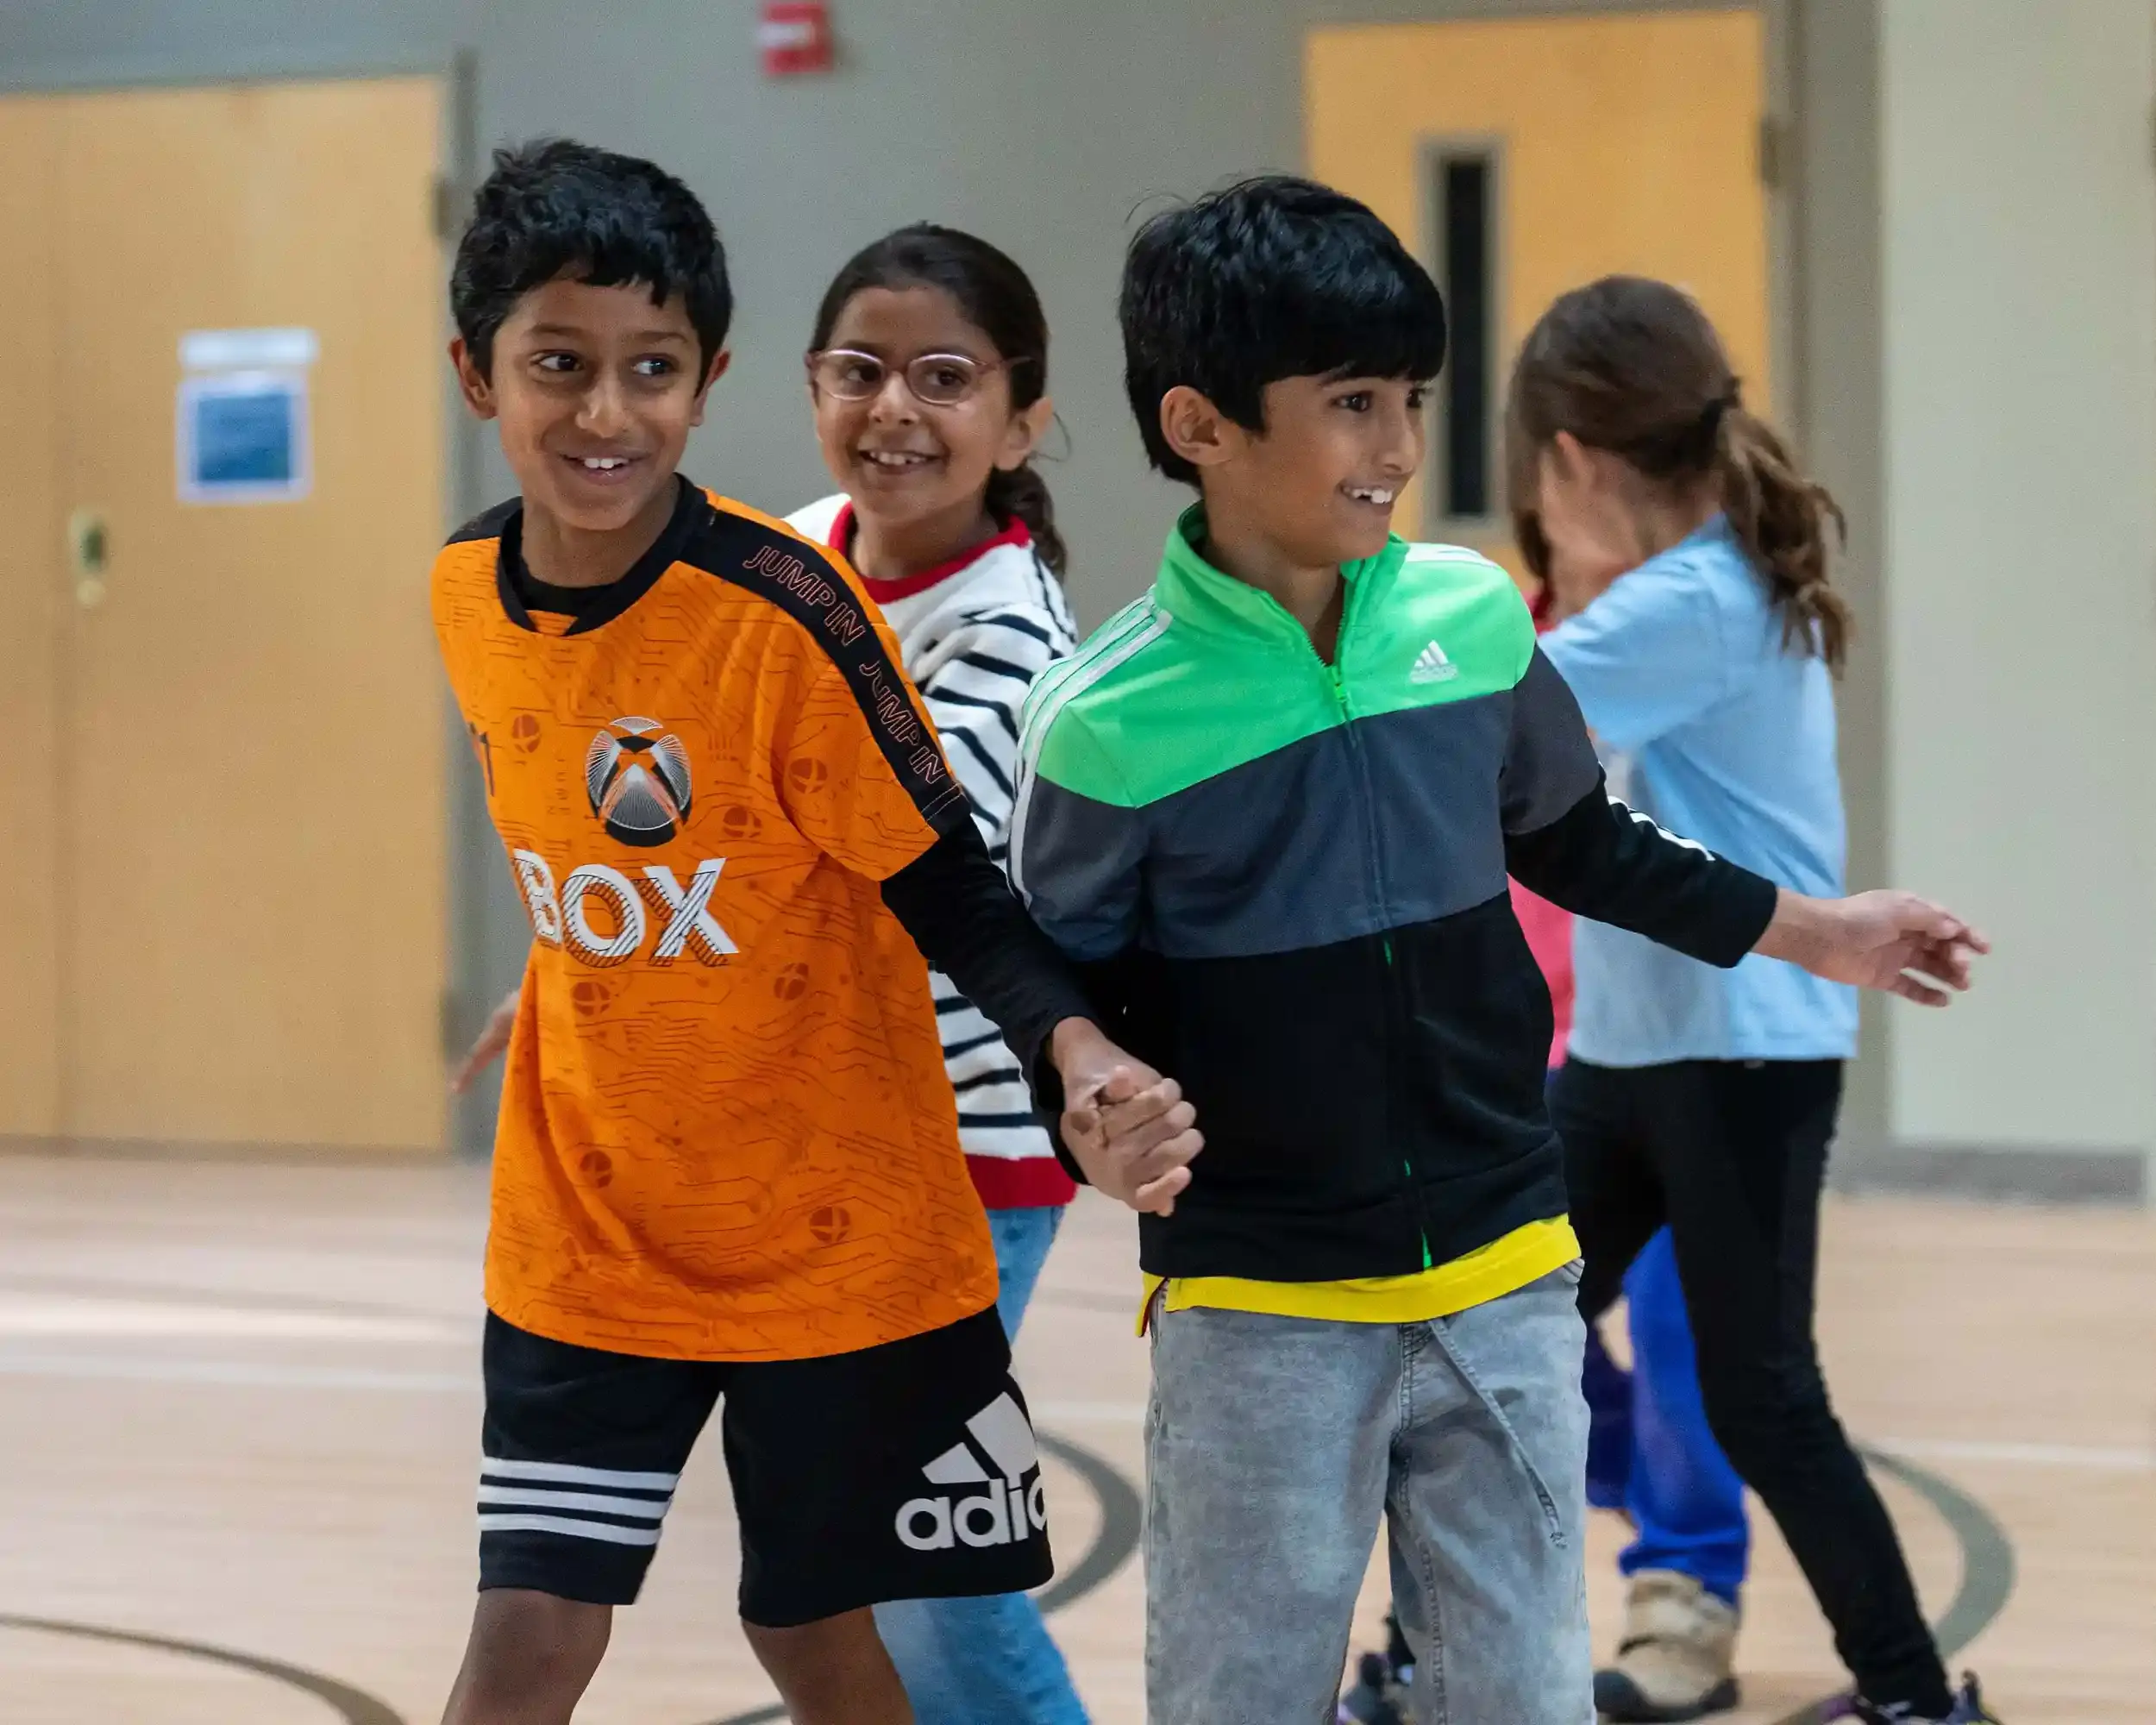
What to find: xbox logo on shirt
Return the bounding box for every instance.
[585,717,693,848]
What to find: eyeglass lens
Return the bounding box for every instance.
[811,350,987,405]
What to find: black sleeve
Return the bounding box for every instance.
[881,818,1099,1124]
[1500,645,1777,968]
[1039,947,1175,1185]
[1505,784,1778,968]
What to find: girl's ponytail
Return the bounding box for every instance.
[1507,275,1851,673]
[1714,398,1851,673]
[985,461,1067,576]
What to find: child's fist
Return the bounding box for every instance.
[1051,1023,1204,1214]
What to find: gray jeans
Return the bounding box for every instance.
[1144,1264,1593,1725]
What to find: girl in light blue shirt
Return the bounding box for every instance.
[1509,277,1994,1725]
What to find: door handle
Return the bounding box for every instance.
[68,507,108,609]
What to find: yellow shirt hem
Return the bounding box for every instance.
[1138,1215,1580,1333]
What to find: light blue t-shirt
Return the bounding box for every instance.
[1540,515,1858,1065]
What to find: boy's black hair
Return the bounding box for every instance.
[451,138,732,377]
[1119,174,1446,486]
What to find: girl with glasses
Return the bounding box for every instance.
[788,224,1088,1725]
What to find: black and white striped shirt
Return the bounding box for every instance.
[788,495,1080,1208]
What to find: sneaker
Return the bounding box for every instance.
[1594,1570,1740,1722]
[1338,1647,1413,1725]
[1849,1674,2002,1723]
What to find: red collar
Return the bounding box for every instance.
[827,501,1033,603]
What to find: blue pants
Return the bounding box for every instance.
[1586,1226,1751,1607]
[874,1204,1089,1724]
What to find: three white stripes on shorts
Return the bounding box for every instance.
[477,1456,678,1547]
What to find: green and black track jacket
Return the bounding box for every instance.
[1011,509,1780,1284]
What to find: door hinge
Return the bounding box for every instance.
[432,173,467,242]
[1757,115,1788,193]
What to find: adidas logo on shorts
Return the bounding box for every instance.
[895,1391,1046,1552]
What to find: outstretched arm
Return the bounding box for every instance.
[1503,777,1780,966]
[881,819,1202,1211]
[1753,890,1987,1005]
[1502,645,1989,998]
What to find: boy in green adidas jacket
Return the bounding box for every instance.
[1015,177,1985,1725]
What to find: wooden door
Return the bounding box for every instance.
[2,78,448,1153]
[0,98,67,1143]
[1306,9,1771,557]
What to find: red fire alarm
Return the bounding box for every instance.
[760,2,835,76]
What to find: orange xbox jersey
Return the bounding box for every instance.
[432,480,998,1362]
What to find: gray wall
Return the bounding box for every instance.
[0,0,464,89]
[1877,0,2156,1184]
[1783,0,1891,1164]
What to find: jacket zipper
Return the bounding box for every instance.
[1326,601,1435,1272]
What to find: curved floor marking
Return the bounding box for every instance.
[697,1427,1144,1725]
[1033,1431,1146,1614]
[0,1614,407,1724]
[1862,1447,2018,1659]
[1768,1445,2018,1725]
[0,1433,2001,1725]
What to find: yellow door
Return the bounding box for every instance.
[1306,9,1770,556]
[0,97,67,1143]
[0,78,448,1154]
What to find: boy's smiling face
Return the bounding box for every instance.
[1163,373,1428,571]
[453,275,727,539]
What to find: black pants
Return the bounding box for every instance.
[1552,1057,1952,1716]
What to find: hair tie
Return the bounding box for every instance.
[1702,382,1741,438]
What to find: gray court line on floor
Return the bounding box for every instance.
[1766,1446,2017,1725]
[0,1423,1142,1725]
[0,1348,2017,1724]
[0,1615,404,1725]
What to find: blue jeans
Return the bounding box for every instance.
[1609,1226,1751,1606]
[1146,1267,1594,1725]
[874,1204,1088,1725]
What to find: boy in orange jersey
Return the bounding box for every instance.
[431,141,1199,1725]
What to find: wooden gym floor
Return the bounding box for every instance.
[0,1153,2149,1723]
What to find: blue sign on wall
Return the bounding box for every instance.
[176,329,317,505]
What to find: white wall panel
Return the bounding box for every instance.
[1881,0,2156,1153]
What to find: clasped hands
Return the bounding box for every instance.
[1050,1019,1205,1215]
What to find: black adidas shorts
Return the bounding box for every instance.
[474,1304,1053,1627]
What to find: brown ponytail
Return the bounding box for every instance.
[1714,403,1848,671]
[1505,276,1852,673]
[984,461,1067,576]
